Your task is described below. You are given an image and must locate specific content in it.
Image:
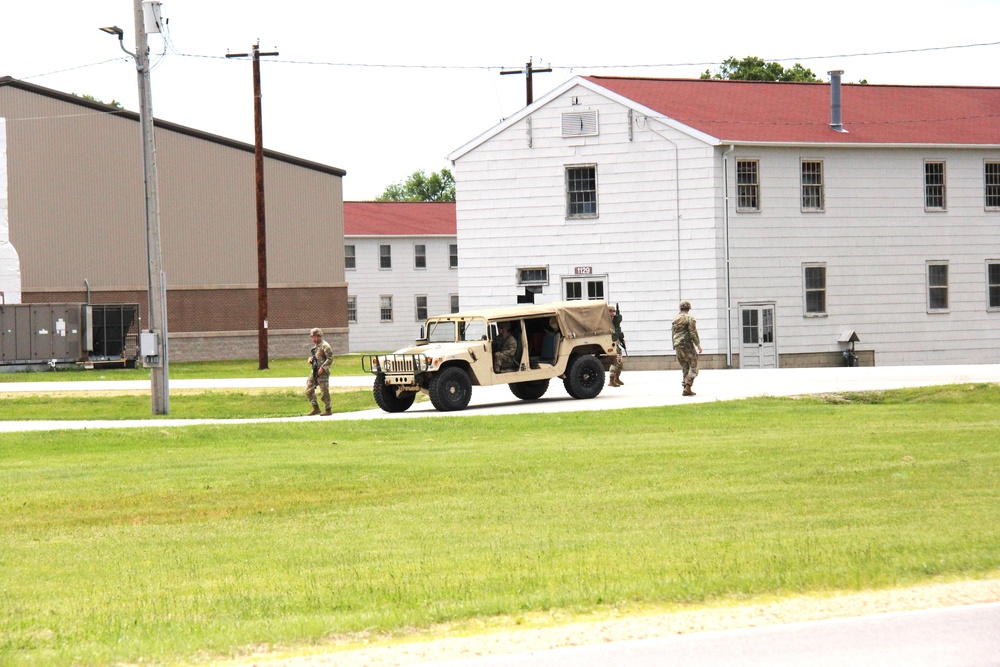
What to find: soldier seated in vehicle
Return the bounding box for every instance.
[492,321,519,372]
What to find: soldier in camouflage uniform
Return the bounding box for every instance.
[492,321,518,372]
[608,305,625,387]
[671,300,703,396]
[305,327,334,415]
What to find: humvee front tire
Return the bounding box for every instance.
[563,355,605,399]
[373,373,416,413]
[429,366,473,411]
[510,379,550,401]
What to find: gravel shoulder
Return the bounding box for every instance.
[239,577,1000,666]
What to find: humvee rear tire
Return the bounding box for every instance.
[510,379,550,401]
[373,373,416,413]
[429,366,473,411]
[563,355,605,399]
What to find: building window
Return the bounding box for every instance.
[564,278,605,301]
[925,161,946,210]
[345,244,356,270]
[347,296,357,324]
[450,294,460,313]
[380,295,393,322]
[803,264,827,315]
[449,243,458,269]
[517,267,549,285]
[736,160,760,212]
[415,295,427,321]
[801,160,824,211]
[379,244,392,269]
[986,162,1000,210]
[988,262,1000,310]
[414,244,426,269]
[927,262,949,311]
[566,165,598,218]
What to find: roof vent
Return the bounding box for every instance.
[828,70,848,133]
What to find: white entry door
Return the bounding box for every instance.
[739,304,777,368]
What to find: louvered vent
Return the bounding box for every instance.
[561,110,598,137]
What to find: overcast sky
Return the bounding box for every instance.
[2,0,1000,201]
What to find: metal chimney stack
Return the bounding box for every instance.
[828,70,847,132]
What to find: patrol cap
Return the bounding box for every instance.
[310,327,323,337]
[679,300,692,311]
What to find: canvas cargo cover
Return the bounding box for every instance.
[431,301,613,338]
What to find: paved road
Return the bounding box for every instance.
[426,603,1000,667]
[2,364,999,432]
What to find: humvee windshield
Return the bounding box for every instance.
[426,321,457,343]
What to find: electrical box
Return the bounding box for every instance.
[142,1,164,34]
[140,331,158,357]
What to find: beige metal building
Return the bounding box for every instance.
[0,76,347,360]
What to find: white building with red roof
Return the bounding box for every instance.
[448,74,1000,368]
[344,201,457,352]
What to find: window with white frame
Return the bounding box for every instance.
[450,294,460,313]
[564,277,606,301]
[345,244,356,270]
[347,295,357,323]
[517,267,548,285]
[988,261,1000,310]
[414,244,426,269]
[380,295,393,322]
[925,161,946,210]
[801,160,824,211]
[736,160,760,211]
[986,161,1000,210]
[415,295,428,321]
[449,243,458,269]
[566,165,598,218]
[803,264,827,315]
[927,262,949,311]
[379,244,392,269]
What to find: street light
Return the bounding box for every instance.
[99,3,169,415]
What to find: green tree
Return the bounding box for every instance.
[73,92,124,109]
[701,56,820,82]
[377,168,456,202]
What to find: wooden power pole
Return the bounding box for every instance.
[226,41,278,370]
[501,57,552,106]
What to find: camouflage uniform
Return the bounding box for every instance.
[671,302,701,396]
[493,326,518,372]
[306,328,334,415]
[609,306,625,387]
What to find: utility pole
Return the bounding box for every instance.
[132,0,169,414]
[227,41,278,370]
[501,57,552,106]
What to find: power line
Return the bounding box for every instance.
[20,57,129,80]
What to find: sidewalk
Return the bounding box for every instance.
[2,364,998,433]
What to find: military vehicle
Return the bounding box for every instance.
[361,300,617,412]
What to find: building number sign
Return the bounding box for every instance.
[574,266,593,275]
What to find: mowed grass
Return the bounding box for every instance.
[1,384,999,666]
[0,354,372,383]
[0,388,376,420]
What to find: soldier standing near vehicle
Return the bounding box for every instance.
[608,304,626,387]
[306,327,334,415]
[671,300,702,396]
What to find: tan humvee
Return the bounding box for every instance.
[361,300,617,412]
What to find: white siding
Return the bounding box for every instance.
[454,85,724,357]
[346,235,457,352]
[726,146,1000,365]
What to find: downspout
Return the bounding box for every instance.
[722,145,735,368]
[84,278,91,304]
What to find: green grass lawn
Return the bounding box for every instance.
[0,354,372,383]
[1,384,998,666]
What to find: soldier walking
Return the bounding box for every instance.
[306,327,334,415]
[671,300,702,396]
[608,304,626,387]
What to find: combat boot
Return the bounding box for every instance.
[306,406,320,416]
[321,408,333,416]
[682,383,696,397]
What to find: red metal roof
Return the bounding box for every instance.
[344,201,456,236]
[585,76,1000,145]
